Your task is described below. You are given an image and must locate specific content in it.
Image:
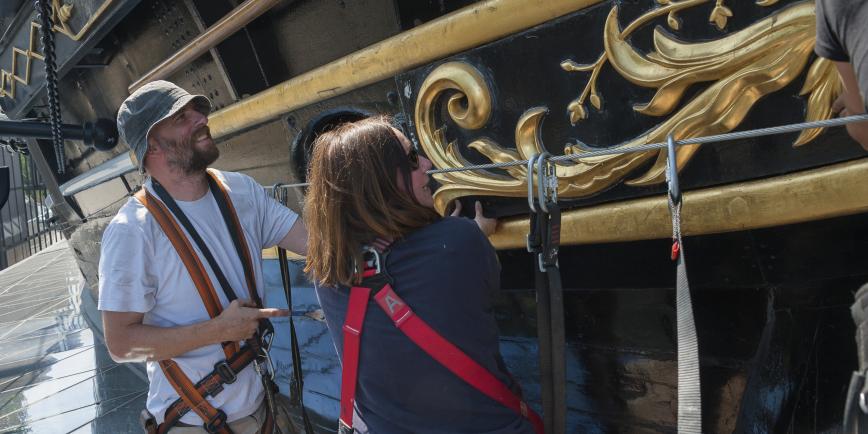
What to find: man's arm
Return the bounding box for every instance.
[103,300,288,363]
[277,219,308,255]
[834,61,868,149]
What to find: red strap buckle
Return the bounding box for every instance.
[671,239,680,261]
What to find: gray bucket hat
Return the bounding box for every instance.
[117,80,212,173]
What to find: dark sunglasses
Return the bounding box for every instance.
[390,115,421,170]
[406,146,419,170]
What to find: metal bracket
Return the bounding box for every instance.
[666,134,681,206]
[536,151,552,213]
[527,153,539,213]
[362,245,383,275]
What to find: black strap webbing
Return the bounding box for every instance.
[529,201,566,434]
[207,174,262,307]
[151,178,243,303]
[277,247,316,434]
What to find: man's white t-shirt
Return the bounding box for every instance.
[97,170,298,425]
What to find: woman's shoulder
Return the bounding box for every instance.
[429,216,482,235]
[398,217,489,255]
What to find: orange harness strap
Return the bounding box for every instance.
[134,189,239,358]
[135,185,241,434]
[160,359,232,434]
[136,173,273,434]
[205,169,258,303]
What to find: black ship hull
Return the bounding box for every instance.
[0,0,865,431]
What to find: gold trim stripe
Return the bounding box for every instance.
[262,158,868,256]
[261,246,305,260]
[0,23,44,99]
[128,0,281,93]
[54,0,118,42]
[209,0,602,139]
[489,157,868,249]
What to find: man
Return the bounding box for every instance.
[98,81,307,433]
[815,3,868,432]
[815,0,868,148]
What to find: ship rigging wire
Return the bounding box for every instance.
[260,113,868,188]
[429,113,868,174]
[52,113,868,230]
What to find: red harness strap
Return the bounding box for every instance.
[339,267,545,434]
[338,285,372,431]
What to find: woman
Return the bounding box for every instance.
[304,116,538,433]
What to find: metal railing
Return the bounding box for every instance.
[0,145,62,270]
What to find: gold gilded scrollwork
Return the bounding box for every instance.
[415,62,524,213]
[415,62,654,214]
[1,0,115,100]
[417,2,842,212]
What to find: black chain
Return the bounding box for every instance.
[35,0,65,174]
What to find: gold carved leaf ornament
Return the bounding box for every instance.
[415,2,842,214]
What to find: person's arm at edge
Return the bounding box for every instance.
[103,300,288,363]
[451,200,498,237]
[834,61,868,149]
[277,218,308,256]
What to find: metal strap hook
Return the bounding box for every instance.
[362,245,383,275]
[271,183,282,202]
[271,183,289,206]
[666,134,681,206]
[536,152,552,213]
[527,153,540,213]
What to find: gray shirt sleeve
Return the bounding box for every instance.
[815,0,849,61]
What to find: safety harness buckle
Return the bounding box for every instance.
[527,222,541,253]
[338,418,354,434]
[139,409,157,434]
[539,202,561,271]
[214,360,237,385]
[203,409,228,433]
[859,372,868,414]
[257,319,275,349]
[528,153,560,272]
[357,245,394,296]
[362,246,382,275]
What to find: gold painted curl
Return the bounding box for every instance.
[416,2,843,210]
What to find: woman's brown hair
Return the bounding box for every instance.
[303,116,440,287]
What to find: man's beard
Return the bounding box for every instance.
[162,125,219,174]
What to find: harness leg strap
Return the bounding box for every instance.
[338,286,372,430]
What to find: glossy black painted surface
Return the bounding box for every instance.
[0,0,859,431]
[265,212,865,433]
[392,0,865,219]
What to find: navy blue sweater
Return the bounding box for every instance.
[316,217,534,434]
